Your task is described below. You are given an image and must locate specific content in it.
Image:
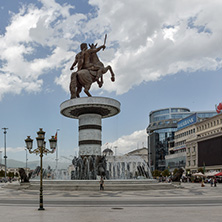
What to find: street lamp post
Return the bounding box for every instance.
[2,128,8,180]
[25,148,28,173]
[55,129,59,179]
[25,128,57,211]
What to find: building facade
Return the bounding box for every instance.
[147,108,191,171]
[165,114,197,171]
[186,113,222,173]
[147,108,217,171]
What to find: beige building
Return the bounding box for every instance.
[186,113,222,173]
[124,147,148,162]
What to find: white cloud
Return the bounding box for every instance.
[0,146,26,153]
[86,0,222,94]
[0,0,83,99]
[101,129,147,155]
[1,0,222,99]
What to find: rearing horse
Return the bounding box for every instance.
[69,44,115,98]
[88,43,115,86]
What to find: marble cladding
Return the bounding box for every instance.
[79,113,101,156]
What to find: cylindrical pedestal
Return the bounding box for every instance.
[79,113,101,156]
[60,97,120,157]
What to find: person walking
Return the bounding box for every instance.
[214,177,217,187]
[100,176,104,191]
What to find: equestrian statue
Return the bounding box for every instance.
[69,34,115,98]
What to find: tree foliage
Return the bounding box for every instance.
[0,170,5,177]
[8,172,15,178]
[162,169,171,177]
[198,168,204,174]
[152,169,161,177]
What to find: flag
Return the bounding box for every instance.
[216,102,222,113]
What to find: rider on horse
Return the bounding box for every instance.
[69,36,115,98]
[70,42,105,86]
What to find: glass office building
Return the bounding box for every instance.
[147,108,217,171]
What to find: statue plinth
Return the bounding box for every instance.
[60,97,120,156]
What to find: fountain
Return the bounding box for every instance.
[105,154,152,179]
[60,97,120,179]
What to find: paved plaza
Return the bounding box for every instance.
[0,182,222,222]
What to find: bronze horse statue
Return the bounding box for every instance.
[69,43,115,98]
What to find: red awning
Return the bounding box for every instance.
[215,172,222,176]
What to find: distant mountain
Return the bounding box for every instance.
[7,159,26,168]
[6,158,72,170]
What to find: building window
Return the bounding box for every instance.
[193,160,196,166]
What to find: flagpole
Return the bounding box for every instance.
[55,129,60,179]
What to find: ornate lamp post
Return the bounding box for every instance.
[25,128,57,211]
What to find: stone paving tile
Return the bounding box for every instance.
[0,182,222,222]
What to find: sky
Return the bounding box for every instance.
[0,0,222,164]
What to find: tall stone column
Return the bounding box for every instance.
[60,97,120,157]
[79,113,102,156]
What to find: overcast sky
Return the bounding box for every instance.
[0,0,222,163]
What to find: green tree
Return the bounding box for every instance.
[152,170,161,177]
[162,169,171,177]
[8,172,15,178]
[198,168,204,174]
[0,170,5,177]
